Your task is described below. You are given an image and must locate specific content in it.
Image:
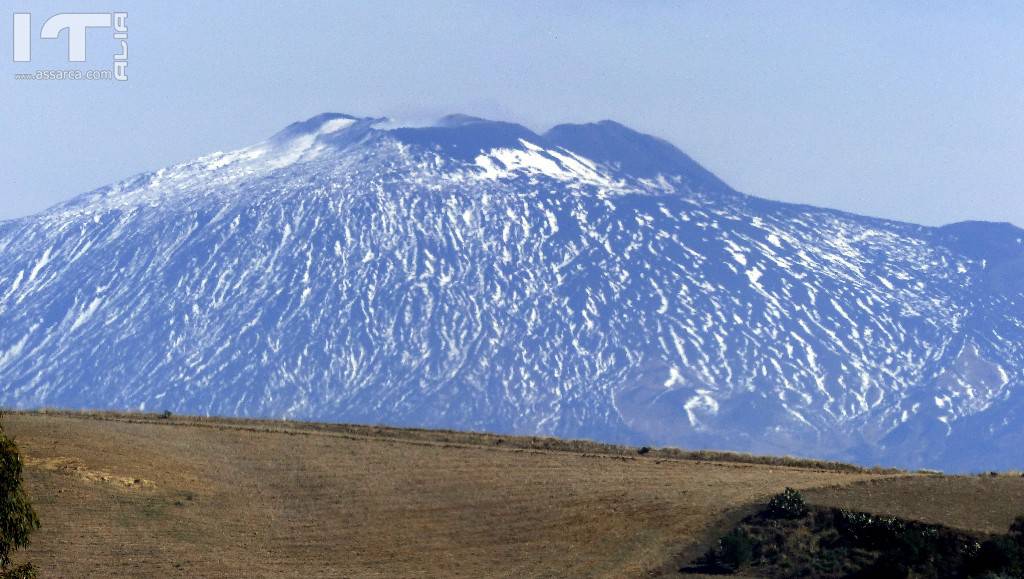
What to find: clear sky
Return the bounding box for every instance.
[3,1,1023,226]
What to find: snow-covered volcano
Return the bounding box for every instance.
[1,113,1022,471]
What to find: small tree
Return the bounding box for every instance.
[765,488,808,520]
[0,418,39,578]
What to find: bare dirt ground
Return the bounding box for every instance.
[3,410,894,578]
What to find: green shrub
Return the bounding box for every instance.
[766,488,808,520]
[0,418,39,578]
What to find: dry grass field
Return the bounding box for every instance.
[1,410,1019,578]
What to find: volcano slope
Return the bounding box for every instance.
[2,113,1023,472]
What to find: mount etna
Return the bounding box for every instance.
[1,113,1021,471]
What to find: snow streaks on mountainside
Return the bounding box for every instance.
[0,113,1022,470]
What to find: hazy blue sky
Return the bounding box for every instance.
[3,1,1024,226]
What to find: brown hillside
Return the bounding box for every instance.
[4,411,901,578]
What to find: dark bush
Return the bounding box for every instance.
[765,488,808,520]
[835,509,911,549]
[966,536,1024,576]
[716,528,754,571]
[691,528,755,573]
[830,507,972,569]
[849,552,909,579]
[1010,515,1024,545]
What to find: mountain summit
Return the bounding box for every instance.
[0,113,1021,471]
